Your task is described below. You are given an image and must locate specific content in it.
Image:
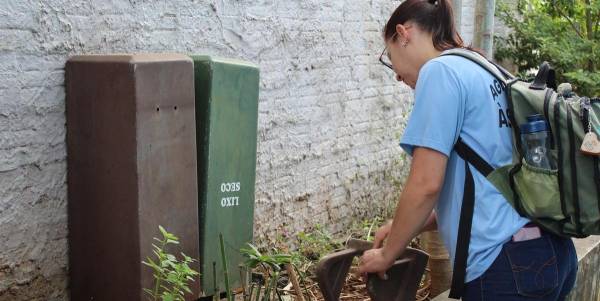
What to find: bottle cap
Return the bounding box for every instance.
[521,114,548,134]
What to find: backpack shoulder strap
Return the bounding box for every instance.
[448,139,495,299]
[440,48,515,83]
[454,138,495,176]
[448,159,475,299]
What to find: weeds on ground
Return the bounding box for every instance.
[239,216,397,301]
[347,217,385,242]
[296,224,341,261]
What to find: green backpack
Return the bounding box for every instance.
[440,49,600,299]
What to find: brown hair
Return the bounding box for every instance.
[383,0,466,51]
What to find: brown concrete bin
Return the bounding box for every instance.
[66,54,200,300]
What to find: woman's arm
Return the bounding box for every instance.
[359,147,447,275]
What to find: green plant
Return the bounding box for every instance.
[240,243,295,301]
[142,226,199,301]
[495,0,600,95]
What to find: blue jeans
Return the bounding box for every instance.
[462,231,578,300]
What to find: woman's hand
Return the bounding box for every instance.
[358,248,395,279]
[373,220,393,248]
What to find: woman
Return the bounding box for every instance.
[357,0,578,300]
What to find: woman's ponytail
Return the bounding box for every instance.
[383,0,465,51]
[431,0,464,50]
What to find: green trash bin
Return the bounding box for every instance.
[191,56,260,296]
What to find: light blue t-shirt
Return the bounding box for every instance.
[400,55,530,282]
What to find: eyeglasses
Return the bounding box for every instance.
[379,32,398,70]
[379,47,393,70]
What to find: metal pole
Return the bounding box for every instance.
[474,0,496,59]
[483,0,496,59]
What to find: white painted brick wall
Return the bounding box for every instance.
[0,1,475,299]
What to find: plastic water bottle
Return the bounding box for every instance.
[521,114,555,169]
